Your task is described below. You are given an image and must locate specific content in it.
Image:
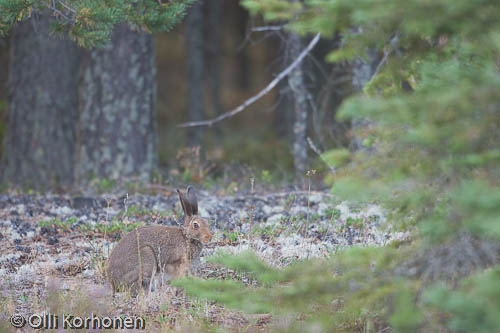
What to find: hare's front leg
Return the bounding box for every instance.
[178,251,190,277]
[165,257,189,279]
[170,257,190,299]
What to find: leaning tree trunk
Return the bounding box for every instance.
[76,24,157,183]
[287,32,310,182]
[1,12,80,190]
[185,1,205,147]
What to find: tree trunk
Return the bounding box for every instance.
[350,28,378,150]
[236,5,250,90]
[287,33,309,181]
[1,12,80,190]
[76,24,157,183]
[185,1,205,147]
[207,0,223,141]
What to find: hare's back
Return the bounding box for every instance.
[111,225,183,256]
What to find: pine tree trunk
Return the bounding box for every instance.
[351,29,378,150]
[1,13,80,189]
[236,5,250,90]
[287,32,309,181]
[185,1,205,147]
[207,0,223,141]
[76,24,157,183]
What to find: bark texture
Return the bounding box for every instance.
[185,1,205,147]
[287,33,309,181]
[76,24,157,183]
[1,13,80,189]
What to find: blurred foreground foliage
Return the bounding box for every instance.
[0,0,195,47]
[175,0,500,331]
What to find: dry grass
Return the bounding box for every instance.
[0,191,406,331]
[0,232,271,332]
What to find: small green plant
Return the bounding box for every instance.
[93,220,146,236]
[252,223,283,239]
[226,181,239,195]
[285,194,295,210]
[97,178,116,193]
[325,208,341,220]
[340,217,364,232]
[19,293,28,303]
[224,230,243,244]
[38,218,76,231]
[260,170,273,184]
[309,213,321,222]
[182,169,193,183]
[155,313,170,325]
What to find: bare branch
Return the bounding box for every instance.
[50,0,75,24]
[237,16,283,52]
[252,25,285,32]
[372,48,391,78]
[57,0,77,14]
[372,33,399,77]
[178,33,321,128]
[307,137,336,174]
[51,7,73,24]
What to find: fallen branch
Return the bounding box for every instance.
[178,33,321,128]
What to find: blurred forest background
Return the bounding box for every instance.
[1,0,500,332]
[0,0,351,191]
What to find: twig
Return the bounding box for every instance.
[50,0,74,24]
[372,48,391,78]
[57,0,77,14]
[307,137,336,174]
[178,33,321,128]
[236,15,254,52]
[372,33,399,77]
[52,7,73,24]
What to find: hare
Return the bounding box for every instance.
[106,186,212,293]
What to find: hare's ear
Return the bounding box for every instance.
[177,188,193,217]
[187,186,198,215]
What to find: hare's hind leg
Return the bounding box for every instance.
[138,247,157,291]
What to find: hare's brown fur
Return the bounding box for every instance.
[106,187,212,293]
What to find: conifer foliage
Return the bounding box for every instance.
[0,0,195,48]
[175,0,500,331]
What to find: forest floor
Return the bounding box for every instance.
[0,188,409,331]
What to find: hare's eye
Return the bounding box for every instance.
[193,222,199,229]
